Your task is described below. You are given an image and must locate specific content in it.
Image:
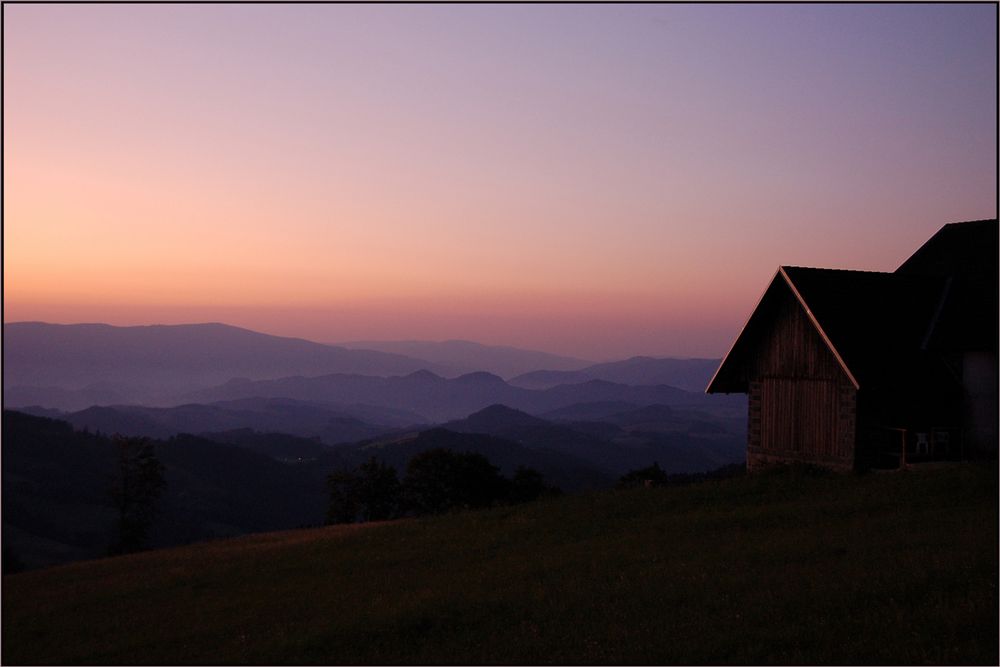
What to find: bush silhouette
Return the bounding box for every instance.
[617,462,670,489]
[403,449,507,515]
[328,450,560,523]
[356,457,402,521]
[508,465,561,503]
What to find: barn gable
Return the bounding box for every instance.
[706,268,867,469]
[707,267,861,395]
[706,219,996,470]
[708,266,954,395]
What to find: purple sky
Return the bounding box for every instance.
[4,4,996,360]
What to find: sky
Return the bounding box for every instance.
[4,4,996,361]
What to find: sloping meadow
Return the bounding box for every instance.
[3,464,996,665]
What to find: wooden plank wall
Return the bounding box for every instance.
[747,290,844,381]
[759,378,847,456]
[746,287,856,468]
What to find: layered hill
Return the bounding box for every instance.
[2,409,615,570]
[442,404,743,475]
[2,399,746,571]
[184,370,743,423]
[338,339,592,378]
[19,397,422,445]
[348,427,612,493]
[4,323,732,420]
[1,410,344,569]
[510,356,722,392]
[3,322,446,409]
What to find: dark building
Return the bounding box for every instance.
[707,219,997,471]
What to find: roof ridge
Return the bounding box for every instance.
[942,218,997,227]
[781,265,891,275]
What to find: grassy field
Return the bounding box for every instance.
[3,464,997,664]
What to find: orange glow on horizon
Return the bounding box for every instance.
[4,5,995,359]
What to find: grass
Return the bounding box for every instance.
[3,464,997,664]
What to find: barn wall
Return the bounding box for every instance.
[745,287,856,471]
[963,351,998,453]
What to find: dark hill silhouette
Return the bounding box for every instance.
[541,379,692,406]
[183,372,740,422]
[539,401,642,421]
[2,410,343,570]
[451,404,550,430]
[2,403,742,571]
[345,428,612,492]
[440,404,743,476]
[2,384,136,413]
[454,371,508,386]
[403,369,446,383]
[20,398,415,445]
[508,369,593,390]
[601,404,728,436]
[3,322,447,410]
[510,357,721,392]
[608,403,673,421]
[583,357,721,391]
[442,405,624,472]
[210,397,424,427]
[198,429,331,461]
[338,339,592,378]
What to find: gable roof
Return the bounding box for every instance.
[896,219,997,279]
[706,267,947,393]
[707,219,997,395]
[780,266,950,388]
[897,219,998,352]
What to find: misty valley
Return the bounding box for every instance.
[2,322,745,571]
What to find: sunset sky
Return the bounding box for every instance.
[4,4,996,360]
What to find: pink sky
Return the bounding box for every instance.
[4,4,996,360]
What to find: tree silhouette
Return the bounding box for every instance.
[2,546,25,575]
[403,448,507,515]
[329,451,558,523]
[326,469,361,524]
[109,435,166,554]
[508,465,560,503]
[356,457,402,521]
[327,458,402,523]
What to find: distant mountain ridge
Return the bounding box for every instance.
[183,369,744,422]
[19,397,421,445]
[4,322,728,415]
[3,322,448,409]
[510,356,722,393]
[337,339,593,378]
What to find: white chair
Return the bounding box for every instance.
[915,432,930,456]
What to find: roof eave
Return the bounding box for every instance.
[705,268,782,394]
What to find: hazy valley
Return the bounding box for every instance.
[2,321,745,572]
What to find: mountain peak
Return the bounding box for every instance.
[462,404,547,428]
[454,371,506,385]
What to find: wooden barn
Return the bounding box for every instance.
[707,219,998,471]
